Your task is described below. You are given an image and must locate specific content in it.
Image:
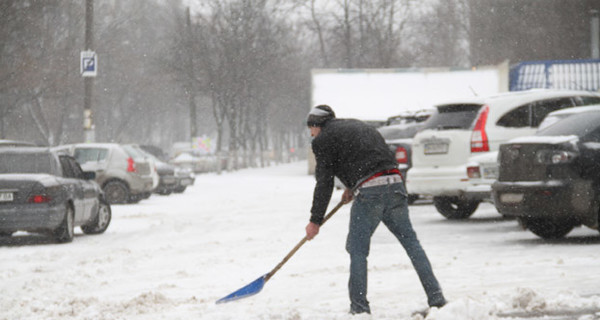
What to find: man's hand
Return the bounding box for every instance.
[342,188,354,204]
[305,222,320,240]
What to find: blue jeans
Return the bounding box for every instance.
[346,182,445,313]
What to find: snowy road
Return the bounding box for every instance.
[2,161,600,320]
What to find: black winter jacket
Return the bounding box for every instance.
[310,118,397,224]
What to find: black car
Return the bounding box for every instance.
[492,111,600,239]
[378,114,430,204]
[0,148,111,243]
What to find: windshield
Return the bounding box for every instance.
[0,153,54,174]
[421,104,482,130]
[536,112,600,137]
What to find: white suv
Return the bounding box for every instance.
[406,89,600,219]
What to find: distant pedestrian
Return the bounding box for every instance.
[305,104,446,315]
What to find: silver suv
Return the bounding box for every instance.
[407,89,600,219]
[58,143,157,204]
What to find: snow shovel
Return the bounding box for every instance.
[215,200,345,304]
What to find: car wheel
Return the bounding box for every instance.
[82,197,111,235]
[522,218,574,239]
[173,186,186,193]
[158,189,173,195]
[128,194,142,203]
[103,180,129,204]
[433,196,479,220]
[54,204,74,243]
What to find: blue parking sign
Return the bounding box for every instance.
[81,51,97,77]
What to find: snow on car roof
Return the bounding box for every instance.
[508,135,578,145]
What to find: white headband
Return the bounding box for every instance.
[309,107,332,117]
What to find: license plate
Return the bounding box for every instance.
[482,166,498,179]
[500,193,523,203]
[180,179,193,186]
[424,143,449,155]
[0,192,14,202]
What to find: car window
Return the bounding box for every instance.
[531,97,575,127]
[578,96,600,106]
[421,104,482,130]
[60,155,85,179]
[378,124,423,139]
[0,153,53,174]
[69,157,85,179]
[59,156,75,178]
[496,104,531,127]
[536,112,600,137]
[122,145,146,159]
[585,128,600,142]
[74,148,108,164]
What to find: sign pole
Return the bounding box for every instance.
[83,0,95,142]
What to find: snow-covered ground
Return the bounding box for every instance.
[2,161,600,320]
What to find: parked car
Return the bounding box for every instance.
[171,152,218,173]
[57,143,157,204]
[407,89,600,219]
[492,109,600,238]
[0,147,111,242]
[464,150,499,204]
[172,166,195,193]
[386,109,433,126]
[140,145,195,193]
[464,104,600,209]
[377,110,432,204]
[132,145,178,195]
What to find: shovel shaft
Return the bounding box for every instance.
[265,200,345,282]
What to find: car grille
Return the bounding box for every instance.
[498,144,547,181]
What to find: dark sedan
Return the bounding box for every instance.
[0,148,111,243]
[377,118,428,204]
[492,111,600,239]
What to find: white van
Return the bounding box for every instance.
[407,89,600,219]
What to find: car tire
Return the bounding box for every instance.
[173,186,186,193]
[128,194,142,203]
[522,218,574,239]
[103,180,129,204]
[54,204,74,243]
[433,196,479,220]
[82,197,111,235]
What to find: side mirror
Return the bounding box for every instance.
[82,171,96,180]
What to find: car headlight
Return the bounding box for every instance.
[535,150,576,164]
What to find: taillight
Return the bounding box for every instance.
[466,166,481,179]
[28,195,52,203]
[395,146,408,164]
[471,105,490,153]
[127,157,137,172]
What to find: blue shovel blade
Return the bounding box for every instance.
[216,274,267,304]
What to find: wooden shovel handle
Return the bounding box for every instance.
[265,201,345,282]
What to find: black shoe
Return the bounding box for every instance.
[350,309,371,315]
